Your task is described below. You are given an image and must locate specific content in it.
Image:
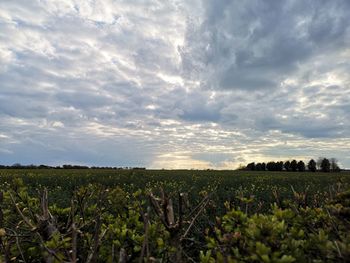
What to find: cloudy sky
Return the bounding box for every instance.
[0,0,350,169]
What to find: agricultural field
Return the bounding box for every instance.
[1,169,350,262]
[1,169,350,207]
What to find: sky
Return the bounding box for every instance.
[0,0,350,169]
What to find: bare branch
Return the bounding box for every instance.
[182,196,210,240]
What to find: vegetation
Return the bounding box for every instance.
[0,169,350,262]
[201,190,350,262]
[244,157,341,173]
[0,164,146,170]
[307,159,317,172]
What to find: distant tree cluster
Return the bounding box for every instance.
[244,157,341,172]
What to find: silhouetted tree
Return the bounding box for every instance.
[330,158,340,172]
[290,160,298,172]
[237,164,246,170]
[12,163,22,168]
[297,161,305,172]
[246,162,255,171]
[317,157,324,170]
[266,162,275,171]
[307,159,317,172]
[266,161,277,171]
[261,162,266,171]
[320,158,331,172]
[284,161,291,171]
[276,161,283,171]
[255,163,262,171]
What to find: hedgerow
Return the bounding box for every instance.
[0,176,349,262]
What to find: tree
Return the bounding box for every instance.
[317,157,324,171]
[266,162,276,171]
[11,163,22,169]
[237,164,246,170]
[276,161,283,171]
[246,162,255,171]
[255,163,262,171]
[290,160,298,172]
[297,161,305,172]
[284,161,291,171]
[330,158,340,172]
[261,162,266,171]
[307,159,317,172]
[320,158,331,172]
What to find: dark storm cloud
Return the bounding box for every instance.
[256,115,346,138]
[181,0,350,91]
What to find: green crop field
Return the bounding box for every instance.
[1,169,350,207]
[1,169,350,262]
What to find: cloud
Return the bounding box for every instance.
[0,0,349,168]
[180,0,350,91]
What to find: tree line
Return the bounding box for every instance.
[0,164,146,170]
[243,157,341,172]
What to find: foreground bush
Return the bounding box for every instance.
[201,192,350,262]
[0,179,349,262]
